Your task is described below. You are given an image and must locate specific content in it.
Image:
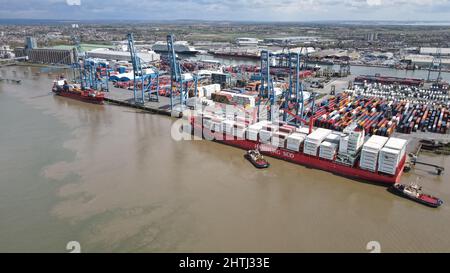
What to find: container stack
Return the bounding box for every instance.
[304,91,450,135]
[339,135,349,155]
[259,123,278,144]
[272,131,289,148]
[211,116,224,132]
[233,123,247,138]
[296,127,312,135]
[378,137,408,175]
[246,121,268,141]
[360,135,389,172]
[202,115,213,131]
[319,141,338,160]
[325,133,341,145]
[287,133,307,152]
[304,128,332,156]
[342,123,365,156]
[222,119,236,135]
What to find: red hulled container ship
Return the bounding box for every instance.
[189,115,406,185]
[52,79,105,104]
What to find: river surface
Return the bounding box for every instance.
[1,65,450,253]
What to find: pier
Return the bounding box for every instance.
[104,87,173,116]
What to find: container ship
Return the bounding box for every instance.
[52,79,104,104]
[209,48,261,59]
[188,112,407,185]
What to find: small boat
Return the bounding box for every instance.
[245,150,270,169]
[389,183,443,208]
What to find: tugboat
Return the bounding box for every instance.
[389,183,443,208]
[245,150,270,169]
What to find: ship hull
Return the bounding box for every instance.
[153,49,198,55]
[210,52,260,60]
[53,90,104,104]
[388,186,443,208]
[195,125,405,185]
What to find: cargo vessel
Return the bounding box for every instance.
[189,114,407,185]
[52,79,104,104]
[209,48,261,59]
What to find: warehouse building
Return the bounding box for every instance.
[419,47,450,56]
[403,54,450,68]
[14,47,76,65]
[13,36,76,65]
[86,48,160,63]
[28,48,76,64]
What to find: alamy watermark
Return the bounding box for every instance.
[170,103,286,153]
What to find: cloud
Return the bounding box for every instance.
[0,0,449,21]
[66,0,81,5]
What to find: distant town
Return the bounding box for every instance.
[1,21,449,72]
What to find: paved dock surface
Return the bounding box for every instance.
[105,87,173,115]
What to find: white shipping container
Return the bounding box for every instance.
[383,137,407,160]
[319,141,338,160]
[306,128,332,144]
[378,147,402,173]
[339,135,349,154]
[325,133,341,144]
[296,127,312,135]
[259,129,273,143]
[198,84,221,98]
[304,141,320,156]
[222,120,235,135]
[365,135,389,149]
[287,133,306,152]
[246,129,259,141]
[234,125,246,138]
[272,132,289,148]
[211,121,222,132]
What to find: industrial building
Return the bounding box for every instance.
[13,36,76,65]
[86,48,160,62]
[25,36,37,50]
[311,49,360,61]
[14,47,76,65]
[419,47,450,56]
[366,33,379,42]
[264,36,319,45]
[235,38,259,46]
[403,54,450,68]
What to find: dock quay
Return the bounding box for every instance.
[104,87,173,117]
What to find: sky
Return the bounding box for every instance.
[0,0,449,22]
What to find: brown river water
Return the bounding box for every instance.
[1,65,449,253]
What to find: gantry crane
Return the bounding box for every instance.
[257,50,276,121]
[427,47,443,83]
[257,50,307,124]
[167,34,198,112]
[127,33,159,104]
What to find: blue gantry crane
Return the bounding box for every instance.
[427,47,443,83]
[257,50,307,125]
[127,33,159,104]
[283,52,307,126]
[257,50,276,121]
[69,34,109,92]
[167,34,198,112]
[70,35,83,84]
